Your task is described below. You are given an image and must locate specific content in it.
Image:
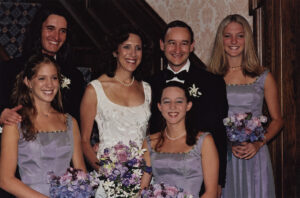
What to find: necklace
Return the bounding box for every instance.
[165,129,186,141]
[229,65,241,70]
[114,76,135,87]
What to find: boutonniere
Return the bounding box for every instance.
[61,74,71,89]
[188,84,202,98]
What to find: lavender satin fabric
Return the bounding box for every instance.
[222,70,276,198]
[147,133,209,197]
[18,114,73,196]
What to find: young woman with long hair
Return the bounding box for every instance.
[0,54,86,197]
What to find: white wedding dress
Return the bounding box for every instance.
[89,80,151,198]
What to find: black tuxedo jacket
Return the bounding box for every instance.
[148,64,228,187]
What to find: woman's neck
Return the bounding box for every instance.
[35,102,55,117]
[227,56,242,69]
[165,122,186,137]
[114,68,133,81]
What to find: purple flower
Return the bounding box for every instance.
[223,112,267,143]
[141,183,192,198]
[47,168,100,198]
[97,141,146,197]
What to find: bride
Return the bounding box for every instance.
[80,25,152,197]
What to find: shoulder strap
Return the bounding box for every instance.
[196,132,211,154]
[89,80,102,100]
[146,136,152,152]
[66,114,74,152]
[256,70,269,88]
[142,81,151,105]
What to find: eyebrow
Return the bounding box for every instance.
[45,25,67,30]
[167,39,190,43]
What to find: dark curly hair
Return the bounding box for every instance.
[154,81,198,151]
[102,24,153,81]
[11,54,63,141]
[22,4,73,69]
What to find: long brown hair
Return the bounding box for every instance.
[208,14,264,77]
[11,54,63,141]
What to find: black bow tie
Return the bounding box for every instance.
[163,69,187,81]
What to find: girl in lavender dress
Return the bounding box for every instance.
[141,81,219,198]
[207,14,284,198]
[0,54,86,197]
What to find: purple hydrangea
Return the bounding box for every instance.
[223,112,267,143]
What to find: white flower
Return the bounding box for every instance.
[223,117,231,126]
[259,115,268,123]
[188,84,202,98]
[61,75,71,89]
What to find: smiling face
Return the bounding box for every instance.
[41,14,67,56]
[158,86,192,125]
[114,33,142,74]
[24,63,59,105]
[223,22,245,59]
[160,27,194,72]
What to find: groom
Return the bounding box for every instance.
[148,20,228,197]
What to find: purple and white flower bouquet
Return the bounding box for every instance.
[47,167,100,198]
[141,183,193,198]
[223,112,267,143]
[97,141,147,197]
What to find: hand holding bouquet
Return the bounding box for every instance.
[97,141,147,197]
[47,167,100,198]
[223,112,267,143]
[141,183,193,198]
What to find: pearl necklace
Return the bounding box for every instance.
[229,65,241,70]
[165,130,186,141]
[114,76,135,87]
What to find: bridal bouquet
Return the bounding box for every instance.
[47,167,100,198]
[97,141,148,197]
[223,112,267,143]
[141,183,193,198]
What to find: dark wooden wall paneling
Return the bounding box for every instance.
[251,0,298,197]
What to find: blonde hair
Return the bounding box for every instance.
[207,14,264,77]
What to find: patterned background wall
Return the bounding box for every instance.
[0,1,40,58]
[145,0,252,65]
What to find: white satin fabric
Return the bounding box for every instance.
[89,80,151,198]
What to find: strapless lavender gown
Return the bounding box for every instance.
[146,133,210,198]
[222,70,276,198]
[18,114,73,196]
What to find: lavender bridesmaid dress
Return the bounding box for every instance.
[17,114,73,196]
[222,70,276,198]
[146,133,210,198]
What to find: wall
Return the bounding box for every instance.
[145,0,251,64]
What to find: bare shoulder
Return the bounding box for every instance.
[196,131,212,138]
[264,72,278,90]
[145,133,161,148]
[196,131,214,143]
[85,83,96,94]
[71,116,79,126]
[149,132,161,141]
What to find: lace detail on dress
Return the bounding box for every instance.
[89,80,151,159]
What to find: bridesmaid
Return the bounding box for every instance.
[207,14,283,198]
[141,81,219,198]
[0,54,86,197]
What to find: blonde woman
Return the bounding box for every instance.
[207,14,283,198]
